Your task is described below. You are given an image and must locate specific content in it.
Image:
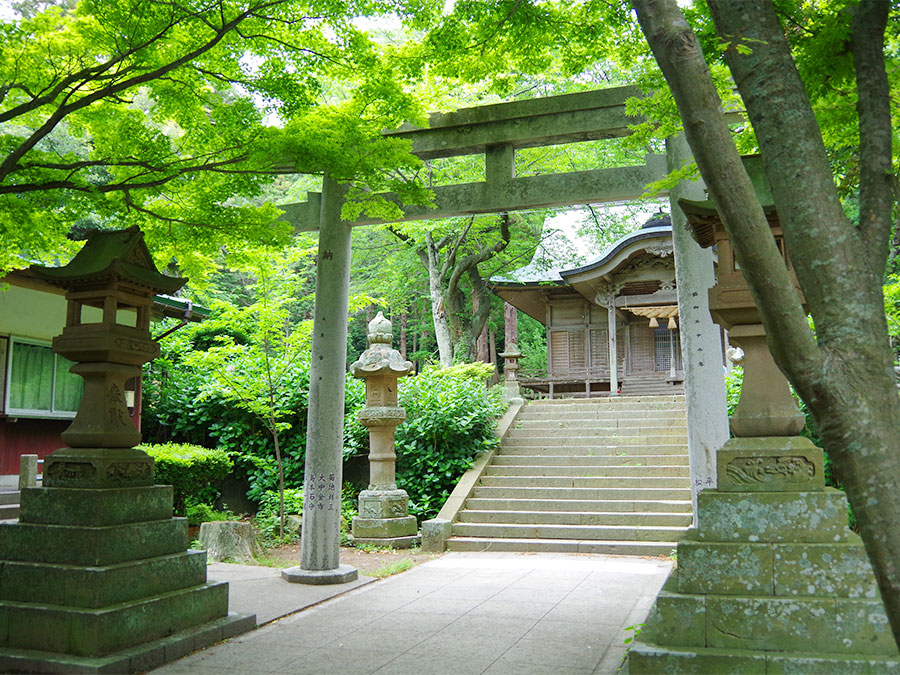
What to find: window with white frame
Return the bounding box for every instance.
[4,337,83,418]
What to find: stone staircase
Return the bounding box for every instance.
[446,395,692,555]
[0,490,20,521]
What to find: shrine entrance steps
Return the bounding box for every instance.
[446,395,692,556]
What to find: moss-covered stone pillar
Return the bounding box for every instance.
[349,312,419,548]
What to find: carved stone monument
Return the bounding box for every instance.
[349,312,420,548]
[0,227,254,673]
[629,159,900,672]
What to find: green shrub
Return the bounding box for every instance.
[185,503,237,526]
[140,442,233,515]
[254,488,304,545]
[392,365,506,521]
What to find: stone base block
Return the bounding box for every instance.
[717,437,824,492]
[421,518,452,553]
[0,611,255,674]
[697,488,850,543]
[19,485,174,526]
[0,550,208,608]
[43,448,155,489]
[281,564,359,585]
[352,515,417,539]
[773,537,880,599]
[766,652,900,673]
[647,587,897,655]
[677,537,880,598]
[352,535,420,549]
[1,582,229,657]
[628,642,767,674]
[0,517,188,566]
[357,490,411,519]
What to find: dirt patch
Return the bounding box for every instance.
[258,543,438,577]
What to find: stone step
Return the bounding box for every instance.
[483,465,691,478]
[0,491,19,506]
[491,454,690,467]
[457,509,693,527]
[506,429,687,441]
[465,497,692,513]
[503,435,688,446]
[628,642,900,672]
[522,403,685,414]
[499,444,689,456]
[514,418,687,429]
[0,503,20,521]
[445,536,677,556]
[471,486,692,501]
[452,521,690,541]
[477,475,690,488]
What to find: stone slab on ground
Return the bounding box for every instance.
[153,552,674,674]
[207,562,375,625]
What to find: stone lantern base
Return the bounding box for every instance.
[352,489,420,549]
[0,482,255,673]
[628,436,900,672]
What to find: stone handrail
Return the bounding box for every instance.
[420,399,525,552]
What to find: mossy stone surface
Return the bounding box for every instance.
[0,518,188,566]
[676,539,774,596]
[706,596,834,652]
[351,515,417,538]
[19,486,174,527]
[628,642,767,674]
[773,540,880,599]
[3,582,228,656]
[0,550,207,608]
[697,489,850,543]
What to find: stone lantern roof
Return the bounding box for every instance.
[678,155,778,248]
[30,226,185,295]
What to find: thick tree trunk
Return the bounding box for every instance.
[632,0,900,645]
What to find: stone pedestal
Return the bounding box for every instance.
[352,489,419,548]
[0,228,255,672]
[629,440,900,671]
[0,486,254,673]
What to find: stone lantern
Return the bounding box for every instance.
[31,226,185,487]
[498,342,523,400]
[680,157,805,439]
[0,227,253,673]
[629,157,896,673]
[350,312,419,547]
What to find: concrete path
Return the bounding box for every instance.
[154,552,673,675]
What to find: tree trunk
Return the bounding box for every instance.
[400,312,407,359]
[425,233,453,367]
[632,0,900,645]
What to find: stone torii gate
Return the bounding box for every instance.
[279,86,729,583]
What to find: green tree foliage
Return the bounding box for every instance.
[0,0,437,281]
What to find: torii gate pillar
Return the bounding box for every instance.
[282,175,358,585]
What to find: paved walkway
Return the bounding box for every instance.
[154,552,673,675]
